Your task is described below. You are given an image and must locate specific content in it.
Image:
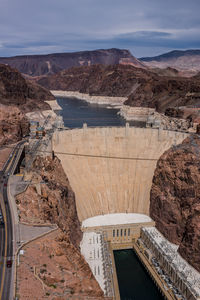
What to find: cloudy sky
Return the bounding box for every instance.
[0,0,200,58]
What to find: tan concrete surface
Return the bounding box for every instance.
[52,127,188,221]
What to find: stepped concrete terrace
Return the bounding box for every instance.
[52,126,188,222]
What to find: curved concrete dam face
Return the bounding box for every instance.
[53,127,187,222]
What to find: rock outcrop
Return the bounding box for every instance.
[150,134,200,272]
[0,63,55,148]
[0,63,54,112]
[17,156,82,248]
[16,156,104,297]
[0,48,145,77]
[0,104,29,146]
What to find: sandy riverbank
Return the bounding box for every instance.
[25,99,63,129]
[26,110,58,125]
[51,90,127,107]
[119,105,156,121]
[45,99,62,110]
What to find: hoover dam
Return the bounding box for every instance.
[52,126,188,221]
[52,126,200,300]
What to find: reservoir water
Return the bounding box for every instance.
[114,250,164,300]
[56,97,145,128]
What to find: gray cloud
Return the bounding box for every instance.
[0,0,200,57]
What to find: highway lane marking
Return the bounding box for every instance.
[5,149,17,173]
[0,193,8,299]
[4,148,16,172]
[0,142,24,298]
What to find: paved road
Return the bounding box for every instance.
[0,141,25,300]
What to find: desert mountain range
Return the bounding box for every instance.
[141,49,200,76]
[1,48,200,77]
[0,48,144,77]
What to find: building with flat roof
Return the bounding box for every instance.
[82,213,155,245]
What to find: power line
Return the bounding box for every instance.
[0,142,199,162]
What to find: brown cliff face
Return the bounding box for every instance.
[17,155,82,248]
[194,71,200,79]
[16,156,104,297]
[125,75,200,112]
[37,64,200,114]
[0,48,145,77]
[0,63,55,149]
[38,64,151,97]
[178,205,200,271]
[0,104,29,146]
[0,63,54,111]
[150,135,200,272]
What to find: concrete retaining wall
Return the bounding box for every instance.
[52,127,188,221]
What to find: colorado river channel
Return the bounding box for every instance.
[114,250,164,300]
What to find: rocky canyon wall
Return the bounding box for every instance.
[0,63,55,147]
[16,156,104,298]
[150,134,200,272]
[0,104,29,147]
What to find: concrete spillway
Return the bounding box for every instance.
[53,127,187,222]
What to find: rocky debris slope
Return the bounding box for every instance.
[0,48,145,77]
[150,134,200,272]
[17,156,82,247]
[0,104,29,146]
[16,156,104,298]
[37,64,200,115]
[0,63,54,112]
[17,230,105,300]
[140,49,200,76]
[165,107,200,126]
